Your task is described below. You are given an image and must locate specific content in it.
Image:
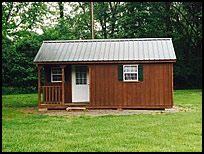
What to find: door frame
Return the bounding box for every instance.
[71,65,90,103]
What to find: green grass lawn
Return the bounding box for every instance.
[2,89,202,152]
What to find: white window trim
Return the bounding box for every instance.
[123,64,138,81]
[51,67,62,82]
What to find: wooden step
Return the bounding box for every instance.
[65,103,89,107]
[66,107,87,111]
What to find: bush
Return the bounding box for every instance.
[2,87,37,95]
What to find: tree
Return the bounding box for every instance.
[94,2,121,39]
[2,2,202,90]
[170,2,202,88]
[2,2,47,40]
[2,32,43,88]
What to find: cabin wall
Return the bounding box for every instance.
[44,65,72,103]
[89,63,173,109]
[41,63,174,109]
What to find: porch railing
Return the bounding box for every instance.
[42,86,62,104]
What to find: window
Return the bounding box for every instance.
[51,67,62,82]
[123,65,138,81]
[75,66,87,85]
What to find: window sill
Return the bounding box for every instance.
[123,80,142,83]
[51,81,62,83]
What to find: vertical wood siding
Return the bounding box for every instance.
[44,65,72,103]
[89,63,173,109]
[42,63,174,108]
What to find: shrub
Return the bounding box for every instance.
[2,87,37,95]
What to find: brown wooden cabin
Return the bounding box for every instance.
[33,38,176,110]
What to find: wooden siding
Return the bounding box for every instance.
[41,63,174,109]
[44,65,72,103]
[88,63,173,109]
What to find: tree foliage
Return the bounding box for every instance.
[2,2,202,92]
[2,2,47,40]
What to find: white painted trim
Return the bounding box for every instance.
[72,65,90,102]
[123,64,138,81]
[51,67,62,82]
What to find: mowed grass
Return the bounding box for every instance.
[2,89,202,152]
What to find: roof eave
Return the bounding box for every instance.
[33,59,176,65]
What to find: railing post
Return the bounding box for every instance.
[38,65,43,105]
[60,65,66,105]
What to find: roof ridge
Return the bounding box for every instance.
[43,38,172,43]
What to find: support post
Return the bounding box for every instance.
[171,63,174,107]
[38,65,43,105]
[60,65,66,105]
[88,65,91,103]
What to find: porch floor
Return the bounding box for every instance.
[65,102,89,106]
[39,102,90,110]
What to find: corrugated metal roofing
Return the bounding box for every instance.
[33,38,176,62]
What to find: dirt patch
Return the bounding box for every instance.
[18,107,38,114]
[19,106,184,117]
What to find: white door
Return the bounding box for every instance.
[72,65,89,102]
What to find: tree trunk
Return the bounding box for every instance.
[58,2,64,19]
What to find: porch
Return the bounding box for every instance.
[37,64,90,109]
[39,85,90,109]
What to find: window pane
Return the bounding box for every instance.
[83,79,87,84]
[76,66,87,73]
[131,73,137,80]
[131,66,137,72]
[81,66,87,72]
[124,73,137,80]
[52,68,58,74]
[53,75,57,81]
[57,69,62,74]
[53,75,62,81]
[125,66,135,72]
[124,66,127,72]
[125,66,129,72]
[76,79,79,84]
[82,73,86,78]
[124,65,138,73]
[125,73,130,80]
[76,73,79,78]
[80,73,83,78]
[52,68,62,75]
[124,66,128,72]
[57,75,62,81]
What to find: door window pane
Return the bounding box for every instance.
[76,66,88,85]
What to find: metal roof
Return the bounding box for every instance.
[33,38,176,62]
